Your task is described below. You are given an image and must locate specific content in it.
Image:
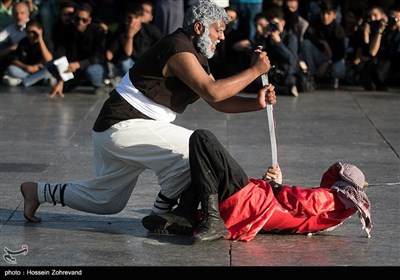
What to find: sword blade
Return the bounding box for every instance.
[261,73,278,166]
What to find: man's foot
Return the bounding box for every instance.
[20,182,41,222]
[142,212,194,235]
[333,78,339,89]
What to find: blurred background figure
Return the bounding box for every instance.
[251,8,300,96]
[153,0,184,36]
[48,2,107,97]
[140,0,155,24]
[0,1,30,78]
[360,3,400,91]
[51,0,75,54]
[105,2,162,83]
[283,0,309,47]
[229,0,263,40]
[300,0,346,89]
[2,20,54,87]
[0,0,15,31]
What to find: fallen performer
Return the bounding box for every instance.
[142,129,372,242]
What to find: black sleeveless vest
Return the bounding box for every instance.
[93,28,210,132]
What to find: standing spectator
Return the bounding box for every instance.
[35,0,58,38]
[229,0,263,40]
[0,0,15,30]
[300,0,346,89]
[25,0,57,39]
[105,3,162,80]
[153,0,185,36]
[0,1,30,77]
[2,20,53,87]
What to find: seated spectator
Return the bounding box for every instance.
[87,0,123,35]
[2,20,54,87]
[361,3,400,91]
[140,0,155,24]
[105,3,162,81]
[0,1,30,77]
[342,4,366,86]
[283,0,309,46]
[48,2,108,97]
[344,4,389,87]
[51,0,75,52]
[251,9,300,96]
[300,0,346,89]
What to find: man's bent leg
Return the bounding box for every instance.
[189,129,238,242]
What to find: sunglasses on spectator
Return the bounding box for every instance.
[74,16,90,24]
[63,12,73,17]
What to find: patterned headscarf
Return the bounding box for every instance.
[331,163,372,238]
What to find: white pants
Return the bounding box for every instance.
[37,119,193,214]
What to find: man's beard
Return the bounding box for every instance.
[197,29,217,59]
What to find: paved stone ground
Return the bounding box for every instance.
[0,85,399,276]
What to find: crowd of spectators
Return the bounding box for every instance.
[0,0,399,97]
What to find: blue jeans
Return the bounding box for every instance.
[300,39,345,79]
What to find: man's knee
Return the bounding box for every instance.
[190,129,215,144]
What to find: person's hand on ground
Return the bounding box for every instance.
[48,80,65,98]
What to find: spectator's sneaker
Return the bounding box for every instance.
[2,75,22,86]
[48,77,58,87]
[94,87,111,95]
[360,73,374,91]
[333,78,339,89]
[111,76,122,87]
[376,85,388,92]
[290,85,299,97]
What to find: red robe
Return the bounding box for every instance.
[219,164,356,241]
